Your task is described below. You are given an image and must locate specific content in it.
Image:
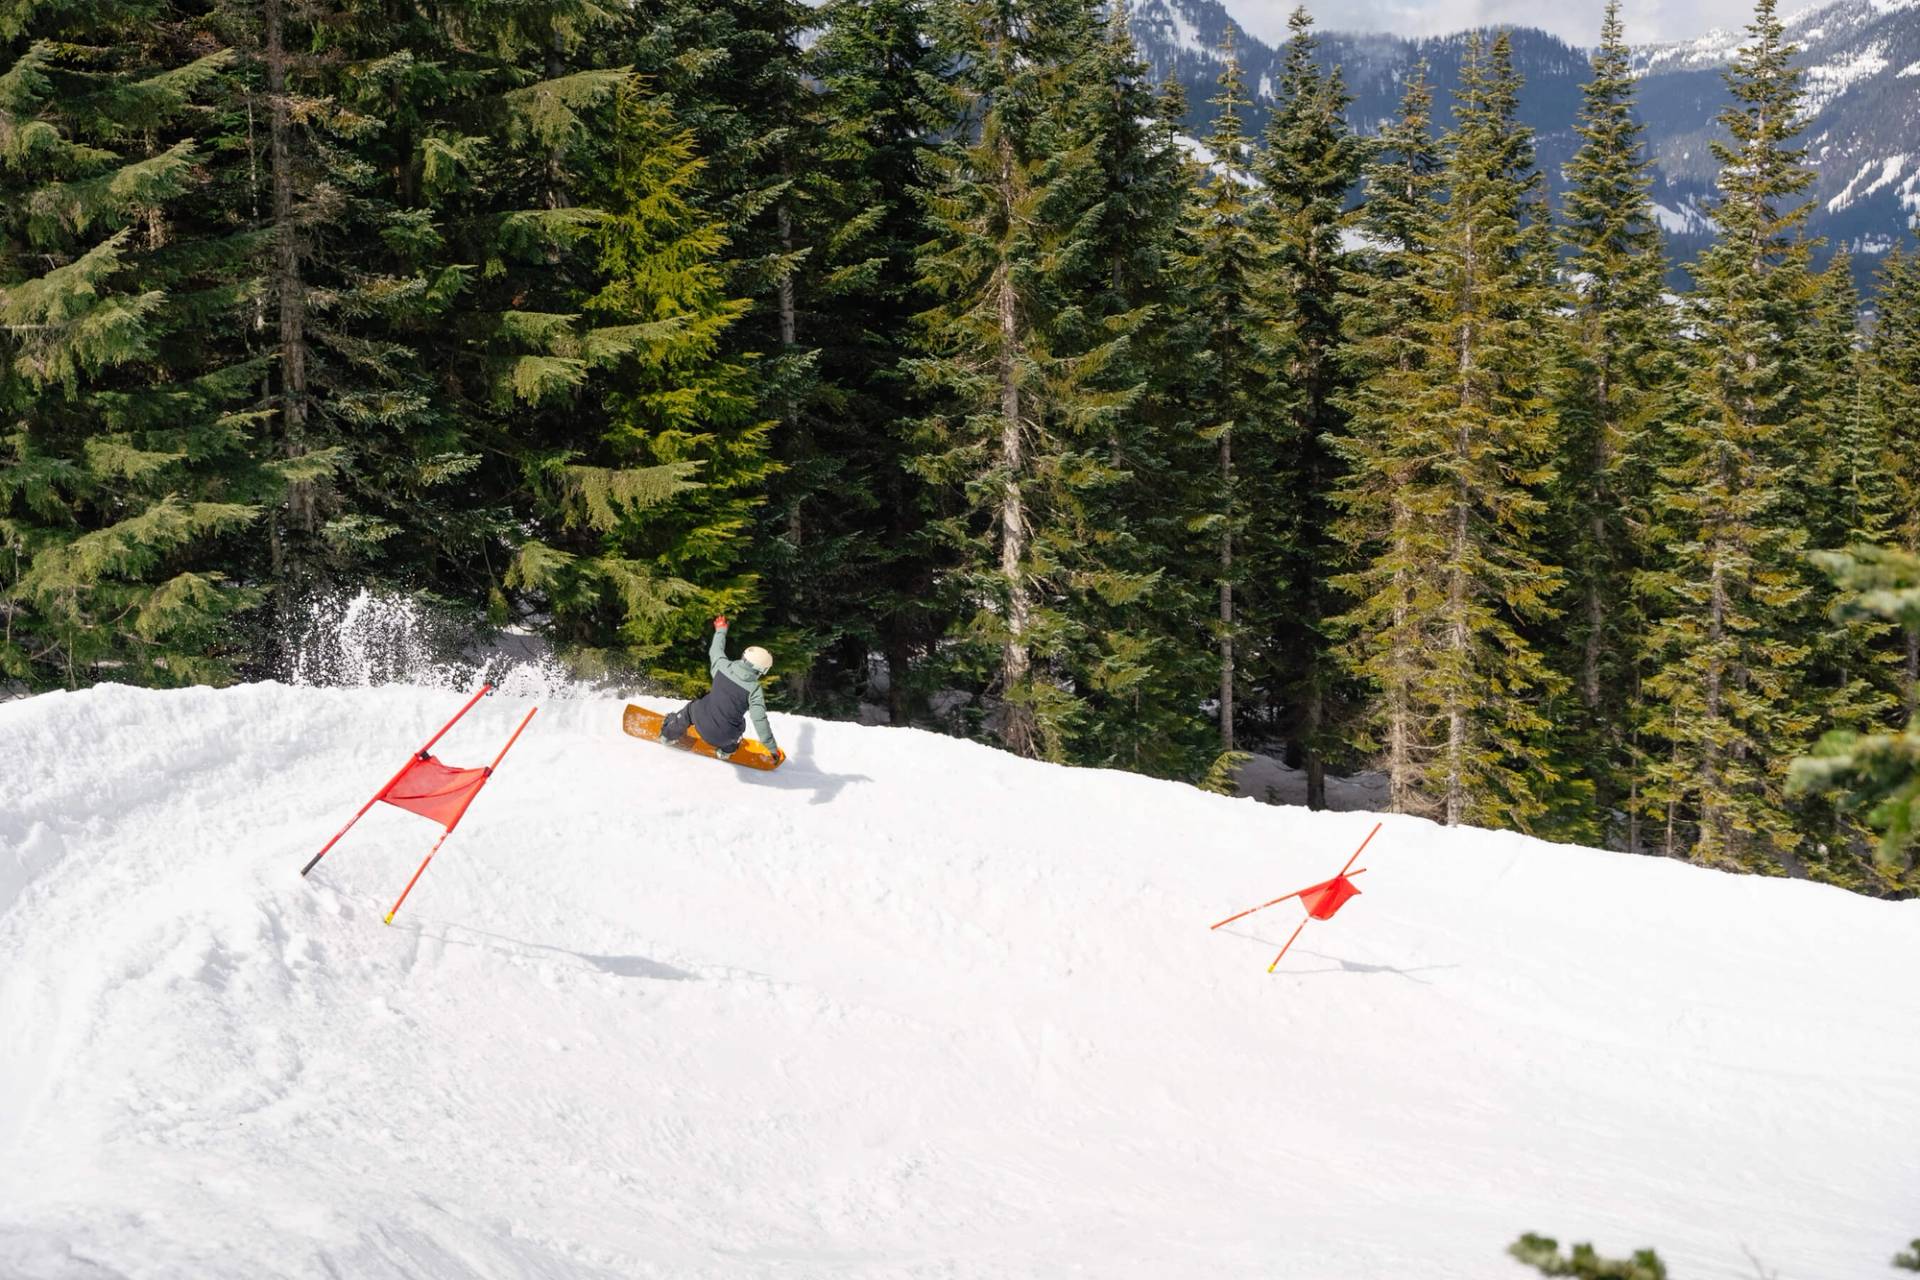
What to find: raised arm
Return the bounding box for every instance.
[709,618,729,674]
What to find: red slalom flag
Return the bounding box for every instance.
[298,687,538,925]
[1209,821,1381,973]
[1298,873,1362,921]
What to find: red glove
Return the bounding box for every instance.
[774,748,786,765]
[714,615,728,630]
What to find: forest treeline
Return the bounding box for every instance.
[4,0,1919,886]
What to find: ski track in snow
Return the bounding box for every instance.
[3,683,1918,1279]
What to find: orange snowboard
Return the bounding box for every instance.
[622,704,784,772]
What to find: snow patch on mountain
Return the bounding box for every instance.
[1801,39,1892,114]
[1899,58,1920,75]
[1132,0,1215,60]
[1632,26,1747,75]
[1901,167,1920,212]
[1829,153,1910,210]
[1651,196,1715,234]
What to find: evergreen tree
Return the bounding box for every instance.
[1,0,271,687]
[1338,34,1565,829]
[1802,254,1894,552]
[506,89,772,689]
[1053,0,1210,775]
[617,0,832,697]
[1778,252,1904,882]
[1637,0,1818,866]
[1871,248,1920,714]
[1254,5,1364,807]
[1552,0,1674,846]
[1790,545,1920,874]
[1175,27,1278,758]
[912,0,1143,759]
[240,0,639,641]
[797,0,948,720]
[1330,63,1442,816]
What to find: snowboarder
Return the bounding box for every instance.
[660,617,784,764]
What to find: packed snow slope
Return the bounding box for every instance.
[3,683,1918,1280]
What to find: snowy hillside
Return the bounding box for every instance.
[4,683,1919,1278]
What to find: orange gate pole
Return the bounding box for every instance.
[383,706,538,925]
[1266,917,1311,974]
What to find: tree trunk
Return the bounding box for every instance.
[1444,500,1469,828]
[1584,360,1611,712]
[1219,428,1235,753]
[995,134,1034,757]
[775,184,811,707]
[265,0,311,542]
[1387,496,1413,815]
[1443,286,1475,827]
[1305,682,1326,810]
[886,624,912,727]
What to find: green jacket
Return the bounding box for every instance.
[707,626,776,752]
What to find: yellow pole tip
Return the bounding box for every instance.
[384,914,393,925]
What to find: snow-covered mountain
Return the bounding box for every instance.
[1634,0,1920,261]
[1130,0,1920,278]
[3,680,1918,1276]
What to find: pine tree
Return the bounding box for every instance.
[1637,0,1818,867]
[231,0,637,638]
[912,0,1142,759]
[1174,27,1278,759]
[1254,5,1364,808]
[1052,0,1210,775]
[1552,0,1674,846]
[616,0,832,697]
[1782,251,1906,882]
[1337,34,1565,829]
[794,0,948,720]
[1,0,272,687]
[1330,63,1442,816]
[1871,249,1920,715]
[1790,545,1920,873]
[503,89,771,689]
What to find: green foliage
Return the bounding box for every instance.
[510,89,771,688]
[1335,34,1566,830]
[1253,6,1365,800]
[1636,0,1823,868]
[1330,63,1442,819]
[1549,0,1674,847]
[756,0,946,716]
[1197,749,1251,797]
[1170,28,1274,761]
[910,0,1168,762]
[1790,546,1920,870]
[0,0,272,687]
[1895,1239,1920,1271]
[1509,1233,1668,1280]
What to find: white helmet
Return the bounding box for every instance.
[743,645,773,675]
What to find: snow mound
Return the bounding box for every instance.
[3,683,1917,1279]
